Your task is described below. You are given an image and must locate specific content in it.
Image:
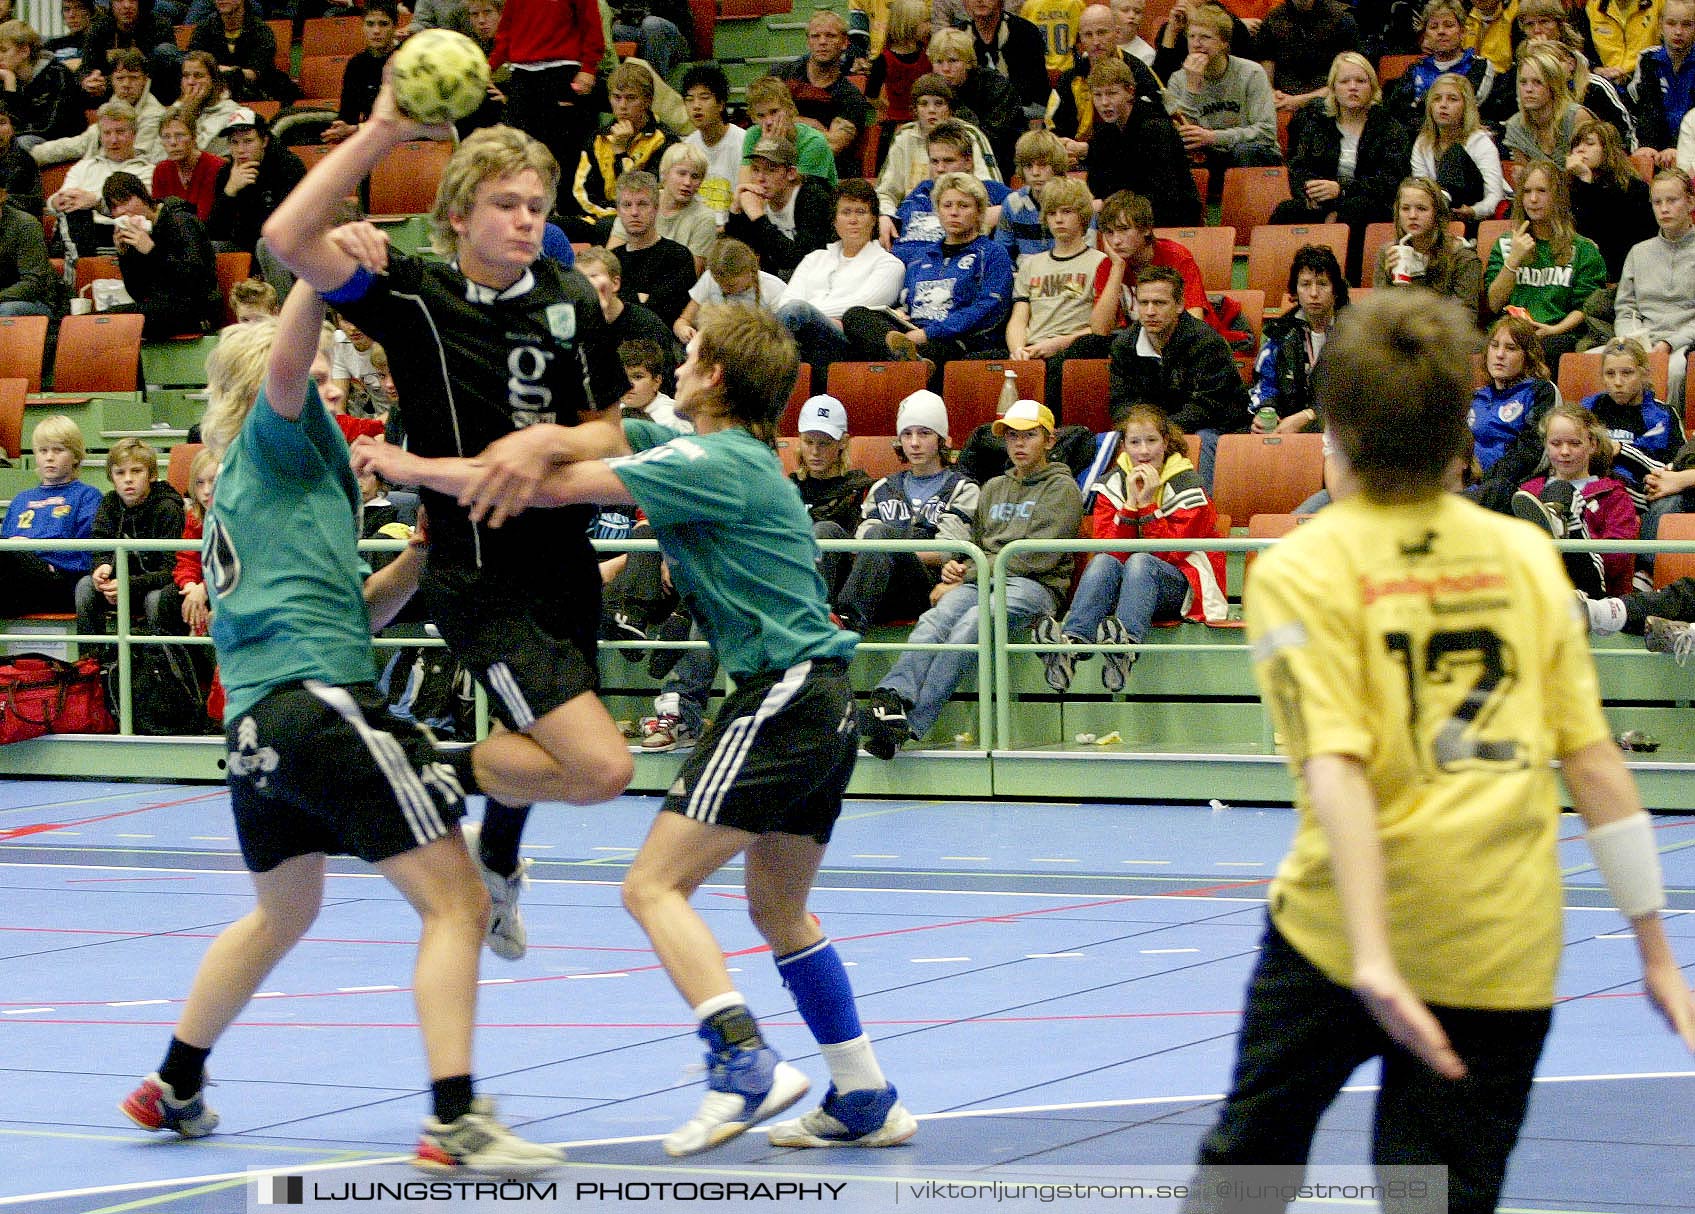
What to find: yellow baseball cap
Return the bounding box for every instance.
[992,400,1055,435]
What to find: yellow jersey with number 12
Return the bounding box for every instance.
[1246,492,1610,1011]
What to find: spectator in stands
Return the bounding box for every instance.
[1616,167,1695,421]
[1590,0,1661,84]
[227,274,275,321]
[681,64,744,225]
[776,177,906,379]
[612,142,714,276]
[0,19,85,148]
[1472,313,1559,507]
[1384,0,1502,134]
[1568,116,1655,284]
[957,0,1051,114]
[617,336,686,429]
[1631,0,1695,168]
[408,0,478,37]
[777,9,877,173]
[1485,156,1609,361]
[1463,0,1518,74]
[862,398,1083,758]
[849,0,890,69]
[208,111,305,255]
[490,0,603,189]
[1085,57,1202,225]
[47,0,93,70]
[877,75,1000,225]
[845,169,1013,380]
[48,98,151,251]
[0,98,42,216]
[0,417,102,614]
[328,310,394,416]
[867,0,932,161]
[1113,0,1156,65]
[103,171,219,337]
[995,129,1070,262]
[834,389,979,636]
[725,133,834,281]
[75,437,186,649]
[1108,264,1247,487]
[150,105,222,222]
[1272,52,1405,278]
[1034,401,1227,693]
[792,393,875,597]
[316,3,399,146]
[1151,0,1258,83]
[187,0,287,104]
[1374,174,1485,300]
[76,0,177,106]
[1576,337,1680,578]
[174,51,243,158]
[1505,4,1635,146]
[148,445,215,638]
[577,244,682,372]
[1163,2,1283,178]
[1512,400,1639,596]
[567,61,673,242]
[673,236,784,343]
[1024,0,1085,77]
[612,1,693,82]
[605,169,696,325]
[0,177,51,315]
[741,74,840,185]
[881,118,1008,260]
[1503,39,1594,161]
[1259,0,1361,111]
[1006,176,1105,405]
[1251,244,1348,434]
[1410,71,1507,224]
[1049,4,1164,163]
[1086,188,1222,345]
[452,0,508,136]
[927,26,1024,173]
[30,49,160,168]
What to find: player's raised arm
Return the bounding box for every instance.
[262,281,330,423]
[262,80,451,291]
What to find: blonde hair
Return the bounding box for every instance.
[694,302,800,441]
[1014,128,1070,173]
[429,126,559,259]
[745,75,798,115]
[1514,40,1581,157]
[96,98,139,129]
[1539,400,1616,473]
[29,415,84,464]
[927,27,976,66]
[1417,72,1481,154]
[1187,2,1233,40]
[185,446,218,521]
[1600,335,1651,372]
[706,235,759,283]
[1038,175,1093,222]
[793,431,852,480]
[0,19,42,55]
[658,140,709,179]
[886,0,930,49]
[931,170,989,232]
[106,437,158,481]
[228,277,278,315]
[1509,158,1577,263]
[1322,51,1380,116]
[576,244,620,278]
[201,319,278,454]
[607,60,654,100]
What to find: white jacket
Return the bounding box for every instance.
[778,240,907,319]
[31,89,165,167]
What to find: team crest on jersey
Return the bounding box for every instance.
[227,716,280,787]
[958,253,976,270]
[545,302,577,345]
[1497,401,1523,424]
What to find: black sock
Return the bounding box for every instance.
[431,1075,475,1125]
[701,1005,765,1053]
[477,803,532,877]
[159,1038,210,1098]
[436,742,481,797]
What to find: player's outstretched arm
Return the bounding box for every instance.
[265,281,329,422]
[459,417,633,528]
[527,460,635,515]
[263,80,451,292]
[1304,752,1469,1080]
[348,434,480,497]
[1562,738,1695,1050]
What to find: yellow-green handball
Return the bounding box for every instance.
[390,28,490,124]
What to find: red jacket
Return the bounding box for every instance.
[173,510,204,598]
[1521,474,1640,596]
[1088,449,1228,623]
[490,0,605,69]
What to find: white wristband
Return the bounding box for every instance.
[1586,812,1666,920]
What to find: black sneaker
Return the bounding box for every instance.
[1096,617,1137,693]
[1511,489,1563,537]
[863,688,910,761]
[647,611,693,679]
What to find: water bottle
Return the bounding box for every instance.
[1255,405,1279,433]
[996,367,1018,417]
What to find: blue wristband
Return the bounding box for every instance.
[321,263,375,306]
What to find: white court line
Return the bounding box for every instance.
[7,1073,1691,1208]
[335,985,399,993]
[0,1008,52,1015]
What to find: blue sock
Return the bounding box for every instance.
[774,938,862,1045]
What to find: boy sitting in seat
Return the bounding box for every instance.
[74,437,185,647]
[0,415,103,615]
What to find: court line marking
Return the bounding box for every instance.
[4,1073,1689,1208]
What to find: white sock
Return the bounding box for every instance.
[818,1035,887,1094]
[1587,596,1627,635]
[692,991,747,1022]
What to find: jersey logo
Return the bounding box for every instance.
[1497,401,1523,424]
[508,343,557,417]
[227,715,280,787]
[545,302,577,344]
[1398,529,1438,559]
[203,512,241,598]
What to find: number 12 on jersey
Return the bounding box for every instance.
[1383,627,1528,776]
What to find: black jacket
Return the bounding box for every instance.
[953,67,1027,180]
[1108,312,1248,433]
[1284,100,1406,218]
[209,143,307,253]
[6,54,84,141]
[0,202,54,311]
[0,143,44,218]
[78,7,176,86]
[962,12,1049,111]
[117,198,219,338]
[723,174,835,280]
[92,479,187,597]
[1256,0,1361,96]
[1086,72,1203,228]
[187,13,290,102]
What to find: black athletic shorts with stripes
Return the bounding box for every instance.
[420,559,601,732]
[224,681,468,873]
[662,658,857,844]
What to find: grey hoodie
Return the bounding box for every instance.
[1616,228,1695,355]
[964,458,1084,601]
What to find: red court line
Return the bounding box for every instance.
[0,924,651,951]
[0,789,229,841]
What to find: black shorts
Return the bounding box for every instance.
[662,658,857,844]
[225,681,468,872]
[421,559,600,731]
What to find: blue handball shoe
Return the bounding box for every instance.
[662,1045,810,1157]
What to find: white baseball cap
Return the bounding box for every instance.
[896,389,950,442]
[797,394,849,439]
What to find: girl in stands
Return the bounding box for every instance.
[1373,175,1484,303]
[1512,400,1640,596]
[1409,72,1506,225]
[1484,156,1609,362]
[1472,314,1561,509]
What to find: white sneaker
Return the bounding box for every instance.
[415,1097,563,1175]
[662,1047,810,1157]
[766,1083,918,1148]
[462,821,528,961]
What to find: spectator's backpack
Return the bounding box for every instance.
[378,645,477,741]
[109,644,207,736]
